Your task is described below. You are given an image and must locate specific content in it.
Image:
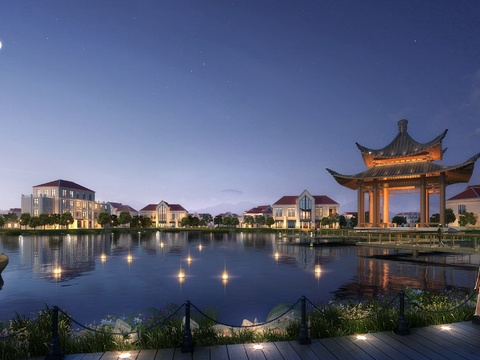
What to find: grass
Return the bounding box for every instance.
[0,288,476,359]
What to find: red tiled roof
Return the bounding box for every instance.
[116,205,138,213]
[139,204,157,211]
[34,179,94,192]
[273,196,297,205]
[448,185,480,201]
[273,195,338,205]
[245,205,272,214]
[169,204,187,211]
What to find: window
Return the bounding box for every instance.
[70,200,74,208]
[315,207,323,218]
[51,189,56,197]
[33,209,39,216]
[83,202,87,209]
[299,196,312,221]
[36,189,42,197]
[33,198,39,206]
[44,189,48,196]
[159,205,167,222]
[62,199,66,207]
[82,193,85,200]
[458,204,466,215]
[69,190,74,198]
[62,190,67,197]
[287,208,295,217]
[274,208,283,217]
[76,201,81,208]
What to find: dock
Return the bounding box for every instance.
[58,321,480,359]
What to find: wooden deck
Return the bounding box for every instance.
[59,321,480,360]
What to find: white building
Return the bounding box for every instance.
[446,184,480,227]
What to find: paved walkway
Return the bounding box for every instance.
[57,321,480,359]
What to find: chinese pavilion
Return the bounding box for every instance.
[327,119,480,227]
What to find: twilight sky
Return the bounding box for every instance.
[1,1,479,215]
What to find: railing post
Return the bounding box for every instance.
[182,301,194,353]
[45,306,64,360]
[297,296,311,344]
[396,291,410,335]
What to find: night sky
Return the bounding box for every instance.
[1,1,479,215]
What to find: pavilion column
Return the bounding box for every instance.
[372,181,380,227]
[382,186,389,226]
[439,172,446,226]
[420,175,426,227]
[425,188,430,225]
[368,190,375,226]
[357,181,365,227]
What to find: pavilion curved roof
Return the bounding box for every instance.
[356,119,448,167]
[326,153,480,190]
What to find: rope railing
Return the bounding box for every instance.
[0,290,476,358]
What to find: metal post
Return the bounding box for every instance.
[396,291,410,335]
[297,296,311,344]
[45,306,64,360]
[181,301,194,353]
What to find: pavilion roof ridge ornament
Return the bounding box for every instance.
[355,119,448,168]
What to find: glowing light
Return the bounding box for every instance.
[274,251,279,259]
[53,266,62,279]
[198,244,203,251]
[100,253,107,262]
[119,353,131,359]
[356,335,367,340]
[441,326,451,331]
[222,270,229,281]
[253,344,264,350]
[178,268,185,279]
[315,265,321,274]
[127,254,133,263]
[310,242,313,247]
[160,242,164,248]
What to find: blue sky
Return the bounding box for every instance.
[1,1,479,214]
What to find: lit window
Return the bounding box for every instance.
[69,190,74,198]
[51,189,56,197]
[33,198,39,206]
[275,208,283,217]
[62,190,67,197]
[458,205,466,215]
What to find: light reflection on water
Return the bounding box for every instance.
[0,231,477,325]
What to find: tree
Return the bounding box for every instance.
[392,216,407,227]
[60,212,74,229]
[202,213,213,225]
[39,213,50,229]
[118,211,132,227]
[214,215,223,227]
[97,211,111,228]
[265,216,275,228]
[222,216,232,227]
[29,216,40,229]
[231,217,239,228]
[328,213,339,228]
[49,214,60,229]
[243,215,254,228]
[338,215,347,228]
[446,208,456,226]
[255,215,266,227]
[19,213,31,229]
[130,215,142,228]
[458,212,477,227]
[0,217,5,228]
[140,216,152,228]
[349,214,358,228]
[110,214,118,227]
[180,216,189,227]
[4,212,18,224]
[430,208,456,226]
[321,217,330,228]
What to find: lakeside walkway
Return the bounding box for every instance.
[55,321,480,360]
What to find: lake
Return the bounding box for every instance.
[0,231,478,326]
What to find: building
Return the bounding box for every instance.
[139,201,188,228]
[107,202,138,217]
[394,212,421,225]
[328,119,480,227]
[272,190,339,229]
[21,179,108,229]
[446,185,480,227]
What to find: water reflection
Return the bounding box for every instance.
[0,232,477,325]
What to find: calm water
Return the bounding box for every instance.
[0,231,478,326]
